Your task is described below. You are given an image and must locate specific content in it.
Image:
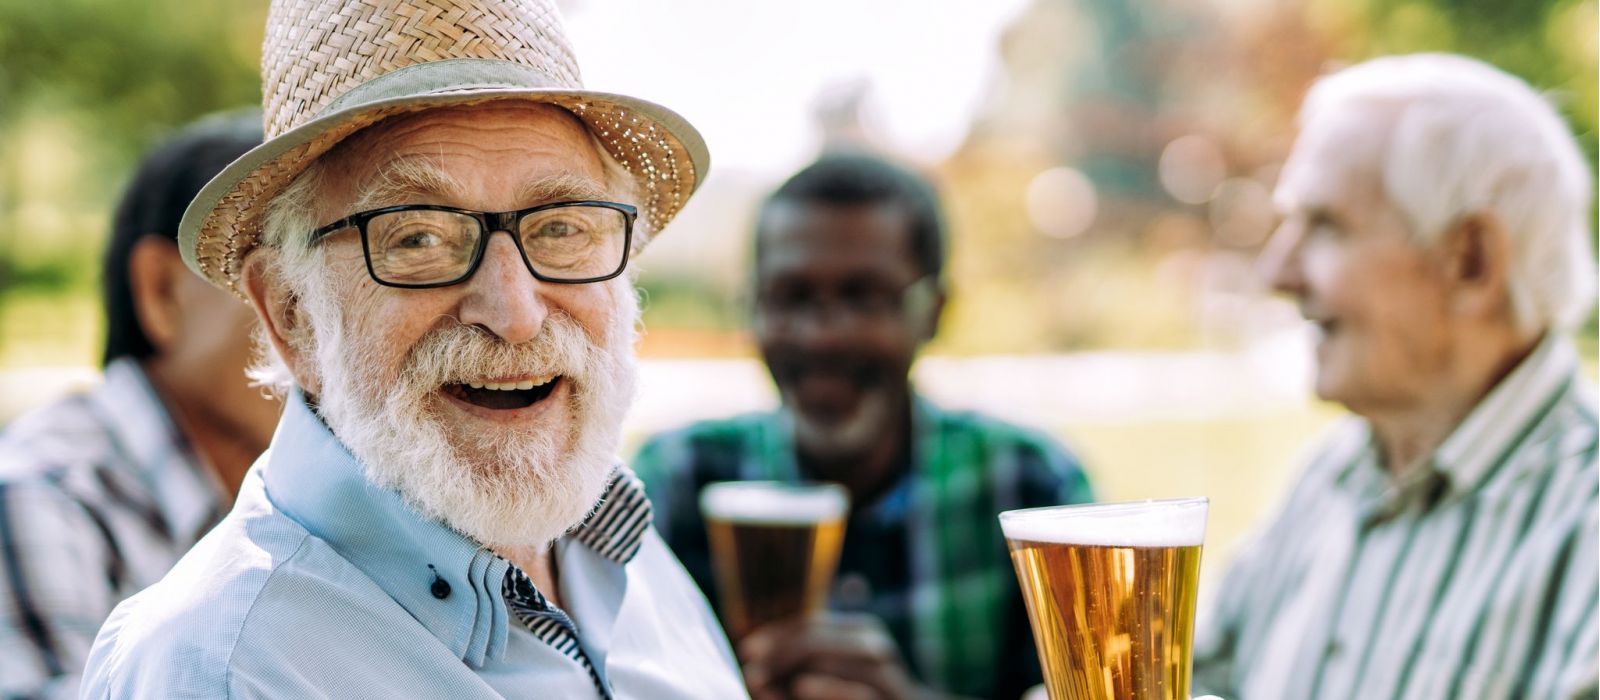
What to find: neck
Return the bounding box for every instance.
[142,361,263,503]
[498,543,561,607]
[1364,331,1540,476]
[795,393,912,507]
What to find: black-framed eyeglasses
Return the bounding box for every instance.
[309,200,637,288]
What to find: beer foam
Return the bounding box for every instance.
[699,481,850,525]
[999,498,1208,547]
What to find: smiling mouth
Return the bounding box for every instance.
[442,376,562,410]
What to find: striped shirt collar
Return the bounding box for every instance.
[262,390,651,667]
[1338,335,1579,501]
[87,358,221,544]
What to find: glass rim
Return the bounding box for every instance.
[997,496,1208,523]
[698,480,850,523]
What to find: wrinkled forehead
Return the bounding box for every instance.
[318,102,609,209]
[1274,105,1396,215]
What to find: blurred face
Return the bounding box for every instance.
[754,202,936,458]
[275,103,638,549]
[160,250,281,450]
[1260,107,1455,413]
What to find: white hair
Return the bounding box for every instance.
[246,106,645,394]
[1298,53,1596,334]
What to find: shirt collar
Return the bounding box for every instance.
[1431,334,1579,496]
[89,358,222,543]
[261,390,651,666]
[1342,335,1580,502]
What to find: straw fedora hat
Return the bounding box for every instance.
[179,0,709,294]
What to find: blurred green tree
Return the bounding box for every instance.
[0,0,268,358]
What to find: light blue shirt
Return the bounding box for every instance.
[82,391,746,698]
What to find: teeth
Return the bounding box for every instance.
[461,376,556,392]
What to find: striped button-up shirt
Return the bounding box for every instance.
[1194,336,1598,699]
[83,389,746,699]
[0,359,224,700]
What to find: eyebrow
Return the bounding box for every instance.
[353,157,467,210]
[515,172,611,205]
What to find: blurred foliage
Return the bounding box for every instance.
[1341,0,1598,158]
[0,0,268,358]
[0,0,1592,364]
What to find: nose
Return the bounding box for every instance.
[783,304,864,353]
[1257,220,1308,298]
[456,232,547,344]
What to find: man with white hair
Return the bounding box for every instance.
[1193,53,1597,699]
[82,1,745,697]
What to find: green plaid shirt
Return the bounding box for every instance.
[634,395,1094,699]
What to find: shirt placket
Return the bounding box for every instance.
[503,568,613,699]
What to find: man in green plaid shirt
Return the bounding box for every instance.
[634,153,1094,700]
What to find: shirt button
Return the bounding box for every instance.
[428,565,451,599]
[1326,639,1343,658]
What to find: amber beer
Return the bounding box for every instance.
[699,481,848,639]
[1001,498,1208,700]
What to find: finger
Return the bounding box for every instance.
[804,654,915,698]
[791,673,880,700]
[738,616,809,663]
[760,617,901,677]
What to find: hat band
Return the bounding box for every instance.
[315,58,575,122]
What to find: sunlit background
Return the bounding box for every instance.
[0,0,1595,586]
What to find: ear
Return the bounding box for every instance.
[241,252,319,394]
[904,277,945,347]
[1436,212,1512,321]
[127,238,184,355]
[920,285,947,345]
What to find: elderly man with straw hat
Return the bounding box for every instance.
[82,1,746,697]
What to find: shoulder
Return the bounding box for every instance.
[636,412,775,455]
[930,404,1087,475]
[1280,417,1370,499]
[0,392,116,483]
[922,403,1093,506]
[0,398,133,565]
[931,405,1079,459]
[81,482,367,697]
[632,412,776,481]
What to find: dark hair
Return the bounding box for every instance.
[100,111,262,367]
[756,151,946,281]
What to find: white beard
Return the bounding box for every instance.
[301,279,638,550]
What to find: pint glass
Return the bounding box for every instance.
[699,481,849,639]
[1000,498,1208,700]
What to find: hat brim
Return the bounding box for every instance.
[179,87,708,294]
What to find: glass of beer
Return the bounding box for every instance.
[699,481,849,639]
[1000,498,1208,700]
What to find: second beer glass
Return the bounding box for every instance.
[699,481,849,639]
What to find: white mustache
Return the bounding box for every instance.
[390,313,594,394]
